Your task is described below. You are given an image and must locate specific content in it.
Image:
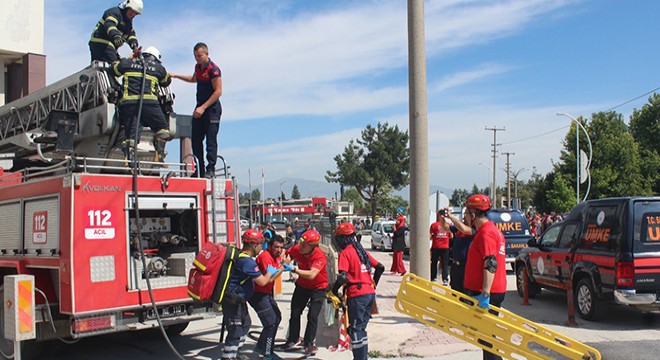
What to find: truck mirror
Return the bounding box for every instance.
[527,237,537,247]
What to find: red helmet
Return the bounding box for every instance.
[301,230,321,245]
[465,194,491,211]
[335,222,356,236]
[241,229,264,244]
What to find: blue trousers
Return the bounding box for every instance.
[248,292,282,356]
[347,293,375,360]
[221,300,251,360]
[192,101,221,177]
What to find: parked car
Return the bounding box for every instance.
[488,208,534,268]
[240,219,250,229]
[515,197,660,321]
[371,220,409,252]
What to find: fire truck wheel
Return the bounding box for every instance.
[0,287,45,360]
[164,322,189,336]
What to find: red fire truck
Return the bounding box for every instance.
[0,64,238,357]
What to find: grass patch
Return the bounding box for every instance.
[368,350,397,358]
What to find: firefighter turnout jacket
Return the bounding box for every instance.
[89,6,139,51]
[111,57,171,105]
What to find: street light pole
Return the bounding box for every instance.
[512,168,528,209]
[279,179,287,221]
[478,162,493,199]
[557,113,593,203]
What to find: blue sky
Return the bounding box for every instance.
[43,0,660,195]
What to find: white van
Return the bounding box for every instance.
[370,220,409,252]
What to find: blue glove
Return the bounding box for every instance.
[266,265,279,276]
[472,294,490,310]
[283,263,294,272]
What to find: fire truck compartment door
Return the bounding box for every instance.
[128,196,198,210]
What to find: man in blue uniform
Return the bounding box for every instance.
[89,0,142,63]
[170,42,223,178]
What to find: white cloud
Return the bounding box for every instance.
[42,0,590,192]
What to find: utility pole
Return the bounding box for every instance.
[407,0,430,279]
[485,126,505,207]
[502,152,514,208]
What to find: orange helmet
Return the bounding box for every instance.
[301,230,321,245]
[335,222,356,236]
[466,194,491,211]
[241,229,264,245]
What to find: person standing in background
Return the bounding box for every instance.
[430,211,452,285]
[390,217,407,275]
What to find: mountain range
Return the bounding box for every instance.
[236,177,453,202]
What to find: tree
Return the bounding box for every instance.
[238,192,250,204]
[326,122,410,221]
[629,94,660,194]
[540,112,651,211]
[545,173,574,213]
[378,194,408,217]
[251,188,261,202]
[343,187,365,211]
[291,185,301,199]
[279,191,286,201]
[450,188,469,207]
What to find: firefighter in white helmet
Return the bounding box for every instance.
[89,0,143,63]
[111,46,172,164]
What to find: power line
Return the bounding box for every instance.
[501,86,659,146]
[606,86,660,112]
[500,125,568,145]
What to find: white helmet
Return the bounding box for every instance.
[143,46,161,62]
[120,0,143,14]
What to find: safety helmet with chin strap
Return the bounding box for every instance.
[142,46,161,62]
[119,0,143,14]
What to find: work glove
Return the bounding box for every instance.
[326,291,344,310]
[472,294,490,310]
[266,265,279,276]
[283,263,294,272]
[113,35,124,48]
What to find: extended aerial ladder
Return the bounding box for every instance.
[396,274,601,360]
[0,62,175,170]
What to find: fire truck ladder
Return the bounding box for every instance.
[395,274,601,360]
[0,63,113,158]
[207,156,240,245]
[0,62,175,165]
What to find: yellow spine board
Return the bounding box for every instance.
[395,274,601,360]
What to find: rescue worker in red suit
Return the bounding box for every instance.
[283,230,328,356]
[463,194,507,360]
[89,0,142,63]
[248,235,292,360]
[390,216,407,275]
[331,223,385,360]
[430,211,452,284]
[219,230,288,360]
